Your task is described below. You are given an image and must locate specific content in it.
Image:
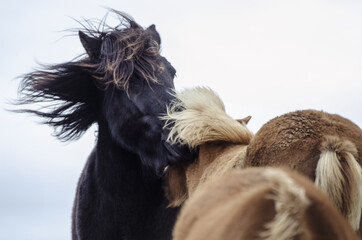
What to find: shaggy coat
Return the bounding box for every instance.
[244,110,362,232]
[15,11,194,240]
[169,167,360,240]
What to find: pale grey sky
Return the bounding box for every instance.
[1,1,361,239]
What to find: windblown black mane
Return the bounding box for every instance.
[15,10,194,240]
[17,62,99,140]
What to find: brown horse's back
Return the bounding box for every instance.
[245,110,362,179]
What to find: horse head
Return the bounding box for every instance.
[16,10,193,174]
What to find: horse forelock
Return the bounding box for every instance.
[98,27,161,91]
[77,10,162,91]
[163,87,254,148]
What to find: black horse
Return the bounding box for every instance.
[15,11,194,240]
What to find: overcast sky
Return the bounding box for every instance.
[1,1,361,239]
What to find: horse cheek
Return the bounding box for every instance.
[137,115,168,173]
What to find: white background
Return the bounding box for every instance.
[1,1,361,239]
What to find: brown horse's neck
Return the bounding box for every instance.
[186,142,248,196]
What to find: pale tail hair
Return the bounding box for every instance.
[315,136,362,231]
[161,87,254,148]
[259,168,310,240]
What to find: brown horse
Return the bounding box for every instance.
[244,110,362,232]
[167,166,360,240]
[163,87,362,235]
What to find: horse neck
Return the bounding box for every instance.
[198,142,248,170]
[186,142,248,196]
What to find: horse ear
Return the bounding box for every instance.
[237,115,252,125]
[145,24,161,45]
[79,31,102,61]
[164,163,188,207]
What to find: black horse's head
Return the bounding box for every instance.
[15,11,194,173]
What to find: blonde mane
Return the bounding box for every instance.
[316,136,362,230]
[162,87,253,148]
[260,168,310,240]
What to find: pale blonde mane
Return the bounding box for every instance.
[162,87,253,148]
[315,136,362,231]
[259,168,310,240]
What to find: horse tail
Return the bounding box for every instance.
[315,136,362,231]
[162,87,253,148]
[259,168,310,240]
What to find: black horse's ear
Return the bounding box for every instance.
[145,24,161,45]
[79,31,102,61]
